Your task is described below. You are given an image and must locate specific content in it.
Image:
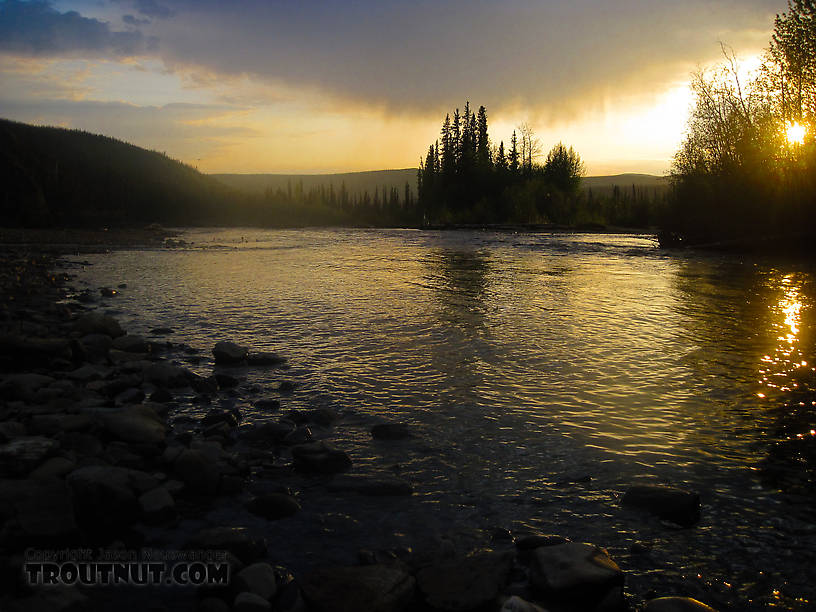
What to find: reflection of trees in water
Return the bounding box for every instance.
[671,256,816,497]
[422,249,491,332]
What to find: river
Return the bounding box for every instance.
[71,228,816,609]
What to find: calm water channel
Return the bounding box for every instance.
[73,228,816,609]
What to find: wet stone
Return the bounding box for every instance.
[0,436,58,476]
[416,551,514,611]
[234,562,278,600]
[233,592,271,612]
[529,542,623,606]
[245,493,301,520]
[291,442,352,474]
[254,398,280,412]
[74,312,124,338]
[111,334,149,353]
[300,564,416,612]
[371,423,414,441]
[247,351,287,366]
[139,487,176,524]
[621,485,701,527]
[500,596,548,612]
[213,341,249,365]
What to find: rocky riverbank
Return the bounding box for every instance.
[0,242,719,612]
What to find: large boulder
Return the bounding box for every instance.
[245,493,301,519]
[291,442,351,474]
[100,405,166,445]
[0,478,79,545]
[301,564,416,612]
[234,562,278,600]
[174,448,220,494]
[621,485,701,527]
[143,361,191,388]
[0,335,72,369]
[66,465,153,532]
[112,334,149,353]
[0,436,58,476]
[213,341,249,365]
[416,551,513,611]
[529,543,624,610]
[74,312,125,338]
[139,487,176,524]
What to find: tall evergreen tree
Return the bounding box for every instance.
[509,131,520,174]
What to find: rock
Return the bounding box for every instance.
[0,436,58,476]
[301,564,415,612]
[213,341,249,365]
[283,426,312,445]
[139,487,176,524]
[112,334,149,353]
[197,597,231,612]
[621,485,701,527]
[59,432,103,457]
[0,373,56,400]
[234,592,271,612]
[100,287,117,297]
[0,421,26,441]
[29,456,76,480]
[241,420,295,443]
[644,597,719,612]
[416,551,514,611]
[328,475,413,496]
[143,362,191,388]
[66,465,158,533]
[214,372,240,388]
[254,398,280,412]
[150,327,175,335]
[202,409,240,428]
[79,333,113,361]
[0,479,79,545]
[500,596,548,612]
[66,364,110,383]
[174,449,220,494]
[186,527,267,564]
[101,405,166,445]
[291,442,352,474]
[245,493,301,519]
[114,387,145,405]
[515,534,569,552]
[0,335,72,369]
[287,408,338,426]
[5,585,88,612]
[74,312,124,337]
[371,423,414,440]
[278,380,296,393]
[150,387,174,403]
[235,562,278,600]
[29,414,93,436]
[529,543,623,606]
[247,351,287,366]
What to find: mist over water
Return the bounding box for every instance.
[74,228,816,608]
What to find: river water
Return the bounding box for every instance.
[72,228,816,609]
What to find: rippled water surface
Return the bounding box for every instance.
[74,228,816,609]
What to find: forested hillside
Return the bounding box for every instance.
[0,118,241,227]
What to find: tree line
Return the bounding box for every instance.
[664,0,816,248]
[417,102,665,227]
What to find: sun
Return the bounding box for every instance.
[785,121,807,145]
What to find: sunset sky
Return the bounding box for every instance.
[0,0,780,175]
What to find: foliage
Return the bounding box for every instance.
[666,2,816,247]
[417,102,655,227]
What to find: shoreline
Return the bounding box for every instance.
[0,234,764,612]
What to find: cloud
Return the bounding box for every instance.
[122,14,150,26]
[0,0,148,56]
[137,0,780,120]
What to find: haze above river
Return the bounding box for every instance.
[73,228,816,609]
